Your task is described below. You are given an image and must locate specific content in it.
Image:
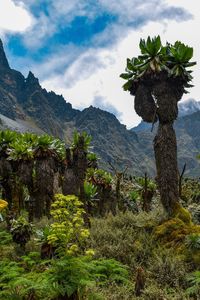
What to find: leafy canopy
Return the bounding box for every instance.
[71,131,92,152]
[120,35,196,94]
[0,130,66,161]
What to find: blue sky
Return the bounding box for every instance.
[0,0,199,127]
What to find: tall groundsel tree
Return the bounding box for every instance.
[120,36,196,216]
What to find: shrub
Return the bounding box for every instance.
[89,211,163,269]
[48,256,130,299]
[148,248,187,288]
[90,258,129,285]
[0,227,12,245]
[185,233,200,250]
[10,215,33,250]
[47,194,92,256]
[186,270,200,298]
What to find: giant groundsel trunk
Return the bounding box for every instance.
[152,78,183,215]
[134,75,183,215]
[154,123,179,214]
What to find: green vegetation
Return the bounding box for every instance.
[0,195,131,300]
[71,131,92,152]
[47,194,91,256]
[0,130,65,161]
[10,214,33,250]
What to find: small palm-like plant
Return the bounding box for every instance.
[86,168,114,215]
[87,168,113,189]
[10,214,33,250]
[187,271,200,297]
[129,176,156,212]
[0,130,18,155]
[84,181,98,216]
[129,190,140,202]
[71,131,92,152]
[7,140,33,161]
[34,134,65,160]
[185,233,200,250]
[84,181,97,199]
[87,152,98,169]
[120,36,196,215]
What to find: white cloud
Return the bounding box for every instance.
[0,0,33,33]
[13,0,189,50]
[51,0,88,19]
[22,13,56,49]
[17,0,95,49]
[97,0,191,25]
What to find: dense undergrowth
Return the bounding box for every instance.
[1,193,200,299]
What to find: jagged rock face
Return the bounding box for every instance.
[0,39,79,136]
[0,39,10,70]
[0,88,18,119]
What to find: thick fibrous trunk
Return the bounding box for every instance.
[151,76,183,215]
[134,78,183,215]
[33,157,57,218]
[62,168,79,196]
[154,123,179,215]
[72,137,88,200]
[134,84,157,123]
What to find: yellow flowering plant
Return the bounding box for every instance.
[47,194,94,257]
[0,200,8,212]
[0,200,8,221]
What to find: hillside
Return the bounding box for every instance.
[0,38,200,176]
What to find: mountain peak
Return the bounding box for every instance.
[0,39,10,69]
[178,98,200,117]
[26,71,40,87]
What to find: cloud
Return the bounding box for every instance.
[22,13,56,49]
[14,0,97,49]
[12,0,191,51]
[0,0,33,33]
[98,0,191,23]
